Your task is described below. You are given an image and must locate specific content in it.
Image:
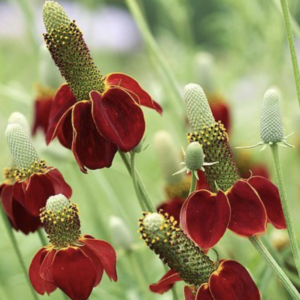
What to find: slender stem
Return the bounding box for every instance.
[37,228,47,246]
[279,0,300,107]
[249,236,300,299]
[271,144,300,277]
[171,286,180,300]
[0,205,39,300]
[130,153,148,211]
[189,172,197,195]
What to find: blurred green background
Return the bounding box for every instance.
[1,0,300,299]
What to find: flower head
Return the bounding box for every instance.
[30,194,117,300]
[42,1,162,173]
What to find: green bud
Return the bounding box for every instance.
[260,89,284,144]
[185,142,204,171]
[109,216,133,250]
[8,112,30,136]
[154,131,183,185]
[5,124,39,170]
[184,83,215,132]
[46,194,70,212]
[132,140,144,154]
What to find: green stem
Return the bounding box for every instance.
[279,0,300,108]
[271,144,300,277]
[37,228,47,246]
[119,151,155,212]
[124,0,183,118]
[171,286,180,300]
[0,205,39,300]
[249,236,300,299]
[189,172,197,195]
[130,153,148,211]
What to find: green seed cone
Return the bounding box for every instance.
[260,89,284,144]
[46,194,70,212]
[8,112,30,136]
[43,1,104,100]
[185,142,205,171]
[5,124,39,170]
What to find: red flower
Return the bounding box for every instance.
[29,235,117,300]
[181,175,286,249]
[46,74,162,173]
[0,182,40,234]
[157,198,184,223]
[32,95,53,136]
[150,260,260,300]
[209,97,231,133]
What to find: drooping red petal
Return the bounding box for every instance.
[1,184,14,221]
[72,101,117,173]
[196,170,210,191]
[181,190,231,249]
[80,244,104,287]
[45,169,72,199]
[184,286,196,300]
[56,107,74,149]
[157,198,184,223]
[52,247,97,300]
[227,180,267,237]
[29,248,57,295]
[24,173,55,217]
[40,249,57,283]
[91,89,145,152]
[196,284,214,300]
[247,176,286,229]
[46,84,77,144]
[105,73,162,114]
[82,238,117,282]
[12,182,26,207]
[32,96,53,136]
[210,101,231,133]
[209,260,261,300]
[149,270,182,294]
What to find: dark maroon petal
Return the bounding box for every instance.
[149,270,182,294]
[196,284,214,300]
[91,89,145,152]
[210,101,231,133]
[196,170,210,191]
[157,198,184,223]
[56,108,74,150]
[1,184,14,221]
[46,84,77,144]
[247,176,286,229]
[80,244,104,287]
[181,190,231,249]
[184,286,196,300]
[227,180,267,237]
[105,73,162,114]
[24,173,55,217]
[52,247,97,300]
[82,238,117,282]
[12,182,26,207]
[32,96,53,136]
[209,260,261,300]
[29,248,57,295]
[45,169,72,199]
[40,249,57,283]
[72,101,117,173]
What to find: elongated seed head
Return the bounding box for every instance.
[8,112,30,135]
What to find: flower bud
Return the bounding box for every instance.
[185,142,205,171]
[109,216,133,250]
[5,124,39,170]
[8,112,30,135]
[260,89,284,144]
[154,131,183,185]
[184,83,215,133]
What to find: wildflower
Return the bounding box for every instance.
[42,1,162,173]
[140,212,260,300]
[29,194,117,300]
[181,84,286,249]
[5,123,72,217]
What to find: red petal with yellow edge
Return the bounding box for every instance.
[209,260,261,300]
[105,73,162,114]
[45,169,72,199]
[40,249,57,283]
[52,247,97,300]
[91,89,145,152]
[82,237,117,282]
[184,286,196,300]
[247,176,286,229]
[72,101,117,173]
[227,180,267,237]
[46,84,76,145]
[25,173,55,217]
[149,270,182,294]
[81,244,104,287]
[56,108,74,149]
[29,248,57,295]
[181,190,231,249]
[196,284,214,300]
